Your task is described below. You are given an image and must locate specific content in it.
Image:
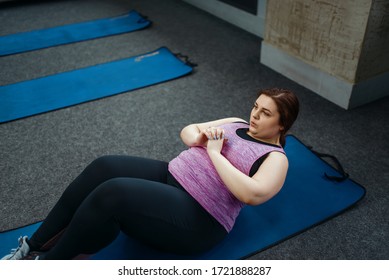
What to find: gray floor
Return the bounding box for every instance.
[0,0,388,259]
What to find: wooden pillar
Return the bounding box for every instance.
[260,0,389,109]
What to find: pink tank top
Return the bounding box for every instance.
[168,122,285,232]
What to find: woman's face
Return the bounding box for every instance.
[248,94,283,144]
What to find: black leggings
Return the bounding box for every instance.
[29,155,227,259]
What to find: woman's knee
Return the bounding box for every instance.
[60,156,119,204]
[87,155,116,172]
[86,178,130,209]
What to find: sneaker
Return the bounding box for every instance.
[22,251,42,260]
[1,236,30,260]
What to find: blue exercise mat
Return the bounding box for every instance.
[0,135,365,259]
[0,10,151,56]
[0,47,193,123]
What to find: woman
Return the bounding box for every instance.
[2,88,299,260]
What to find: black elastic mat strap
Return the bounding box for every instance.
[174,53,198,68]
[308,147,349,182]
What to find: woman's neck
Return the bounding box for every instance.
[246,131,281,146]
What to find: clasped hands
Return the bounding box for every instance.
[198,127,228,153]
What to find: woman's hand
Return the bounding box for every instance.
[194,129,209,147]
[179,118,245,147]
[205,127,227,154]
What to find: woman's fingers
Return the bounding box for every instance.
[205,127,225,140]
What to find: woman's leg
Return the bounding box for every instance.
[29,155,170,251]
[42,177,227,259]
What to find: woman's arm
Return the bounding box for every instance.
[180,117,246,147]
[207,139,288,205]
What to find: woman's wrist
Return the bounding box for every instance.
[207,147,221,157]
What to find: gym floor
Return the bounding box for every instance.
[0,0,388,259]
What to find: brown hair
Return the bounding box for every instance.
[258,88,299,147]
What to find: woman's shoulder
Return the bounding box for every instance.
[230,117,248,124]
[266,150,289,166]
[214,117,247,124]
[195,117,247,130]
[217,117,248,125]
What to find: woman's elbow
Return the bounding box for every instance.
[243,186,282,206]
[244,196,265,206]
[238,191,263,205]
